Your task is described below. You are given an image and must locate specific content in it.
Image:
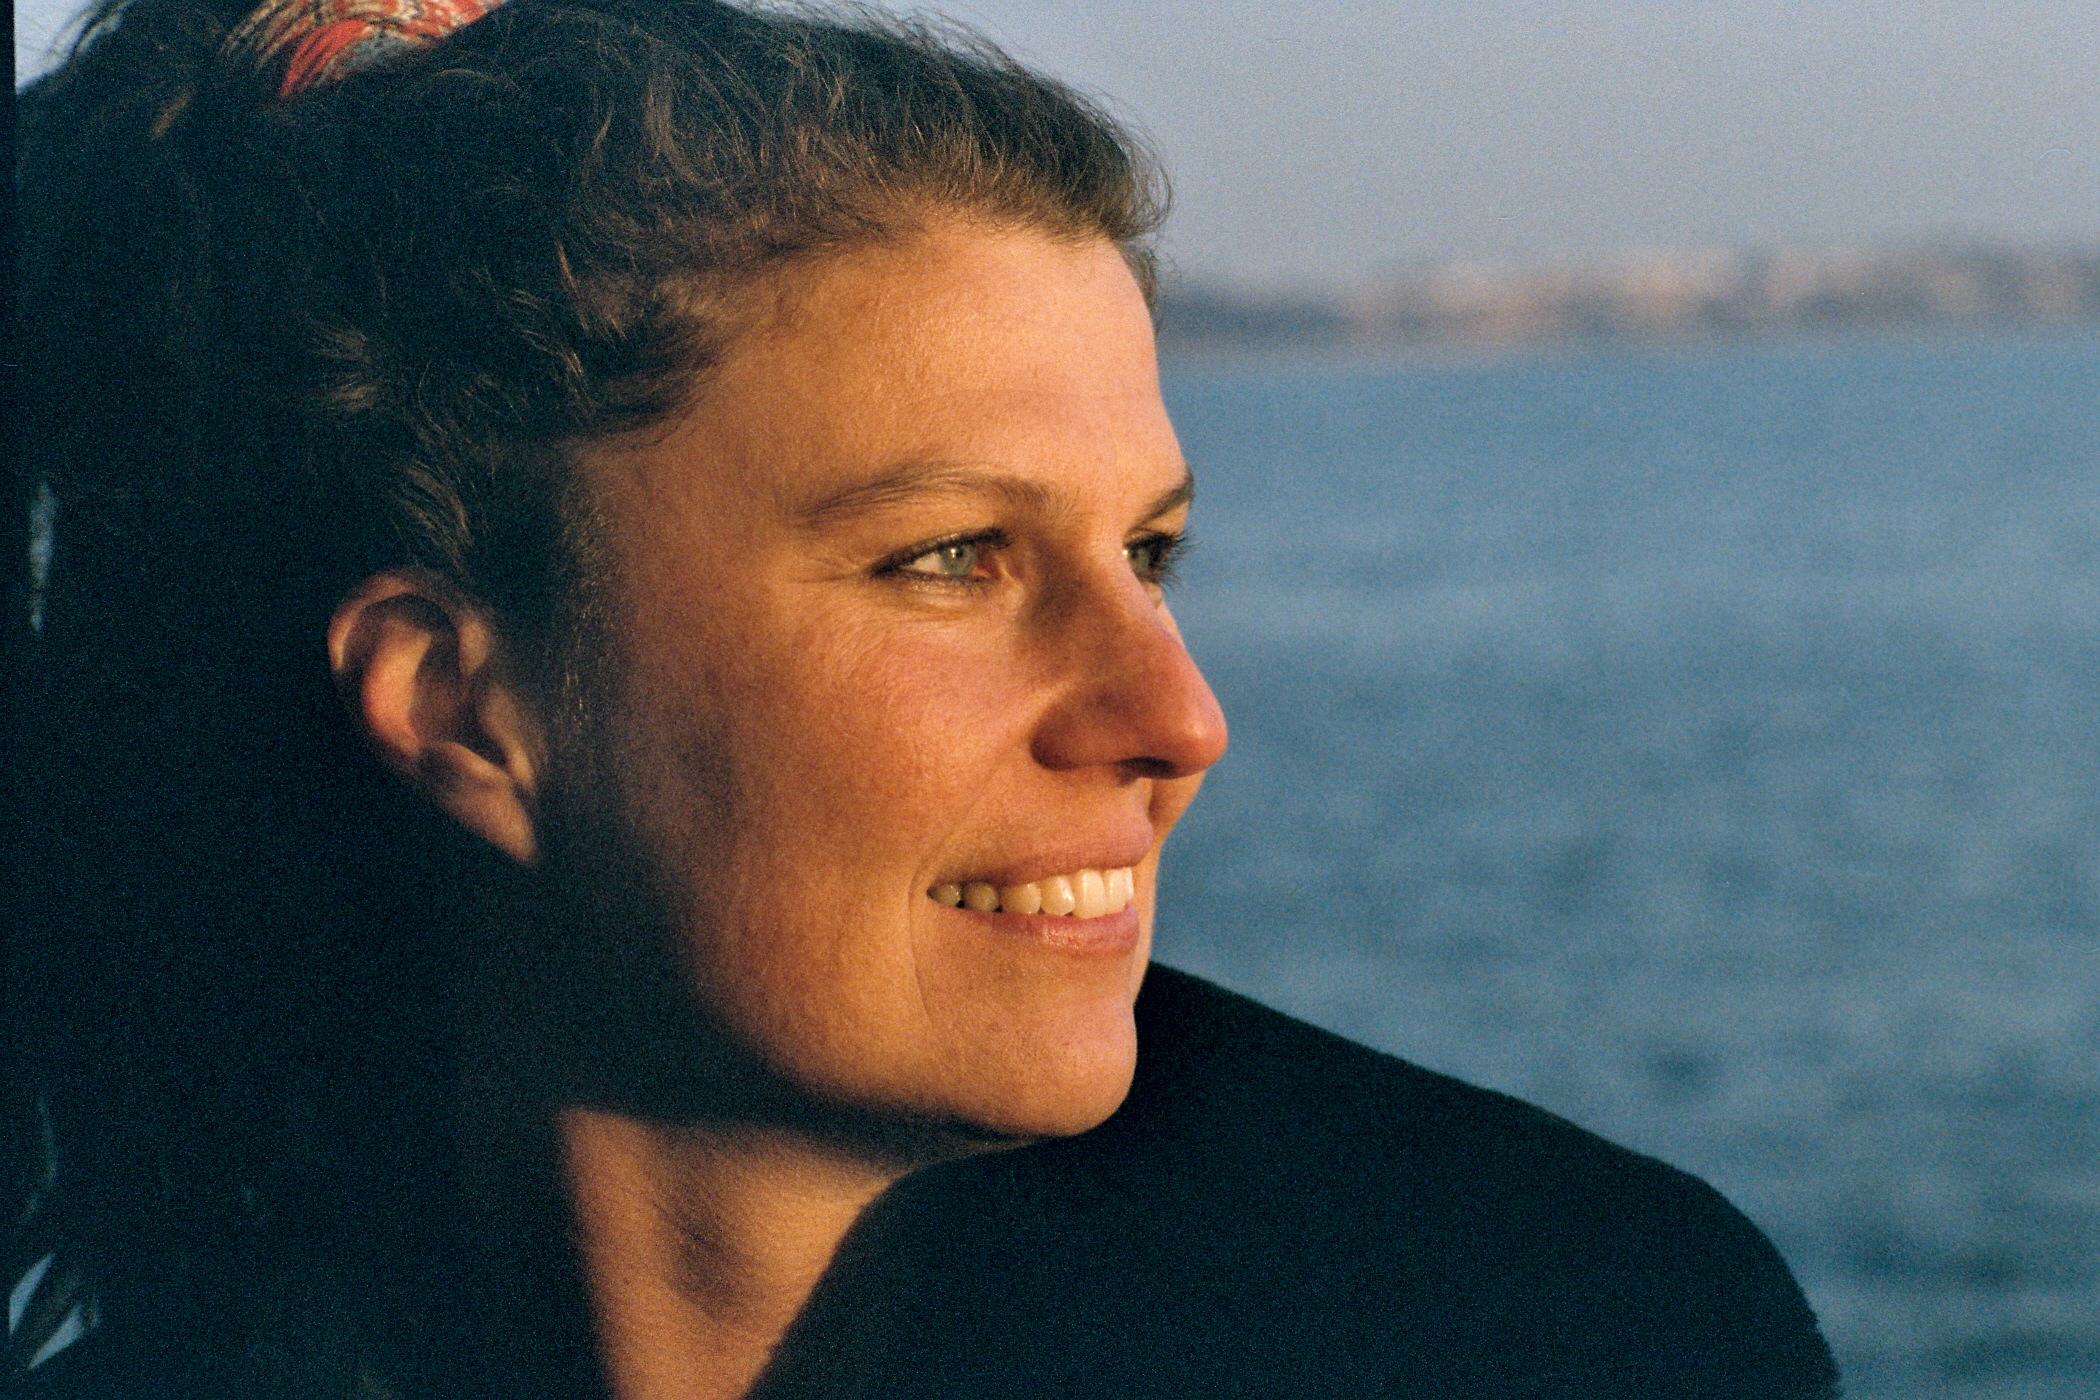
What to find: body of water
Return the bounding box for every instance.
[1155,330,2100,1399]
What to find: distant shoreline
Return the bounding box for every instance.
[1156,243,2100,354]
[1156,320,2100,374]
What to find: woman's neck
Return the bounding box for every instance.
[556,1106,910,1400]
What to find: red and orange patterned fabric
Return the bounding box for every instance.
[224,0,505,100]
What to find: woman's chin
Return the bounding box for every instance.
[975,1011,1141,1142]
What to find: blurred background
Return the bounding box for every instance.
[16,2,2100,1395]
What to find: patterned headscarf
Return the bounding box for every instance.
[224,0,506,101]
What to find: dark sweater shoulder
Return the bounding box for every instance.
[1122,965,1804,1265]
[1120,968,1835,1390]
[763,966,1838,1399]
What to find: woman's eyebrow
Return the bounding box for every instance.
[788,460,1195,530]
[1141,471,1196,521]
[789,461,1054,529]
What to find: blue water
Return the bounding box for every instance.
[1154,331,2100,1400]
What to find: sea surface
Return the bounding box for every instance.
[1153,330,2100,1400]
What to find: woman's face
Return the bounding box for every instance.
[564,220,1227,1147]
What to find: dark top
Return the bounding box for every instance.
[753,966,1841,1399]
[17,966,1838,1397]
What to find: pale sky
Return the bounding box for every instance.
[17,0,2100,290]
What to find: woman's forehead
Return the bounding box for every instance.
[589,223,1177,518]
[740,220,1155,389]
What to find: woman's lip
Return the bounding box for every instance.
[936,831,1157,890]
[940,902,1142,956]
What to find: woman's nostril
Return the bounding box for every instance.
[1031,612,1227,778]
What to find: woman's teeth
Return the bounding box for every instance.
[930,867,1136,918]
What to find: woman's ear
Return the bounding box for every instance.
[327,571,543,864]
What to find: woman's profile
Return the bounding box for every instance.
[10,1,1840,1395]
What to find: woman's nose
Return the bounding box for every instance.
[1028,574,1229,780]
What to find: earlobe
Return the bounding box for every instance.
[328,572,543,864]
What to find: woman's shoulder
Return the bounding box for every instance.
[1126,962,1759,1205]
[758,965,1841,1399]
[1124,965,1838,1389]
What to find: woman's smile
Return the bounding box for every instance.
[929,867,1138,919]
[926,865,1145,957]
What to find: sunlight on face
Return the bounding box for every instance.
[568,220,1227,1146]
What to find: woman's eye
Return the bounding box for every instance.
[880,528,1185,590]
[883,530,1005,584]
[1125,531,1187,587]
[911,540,982,578]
